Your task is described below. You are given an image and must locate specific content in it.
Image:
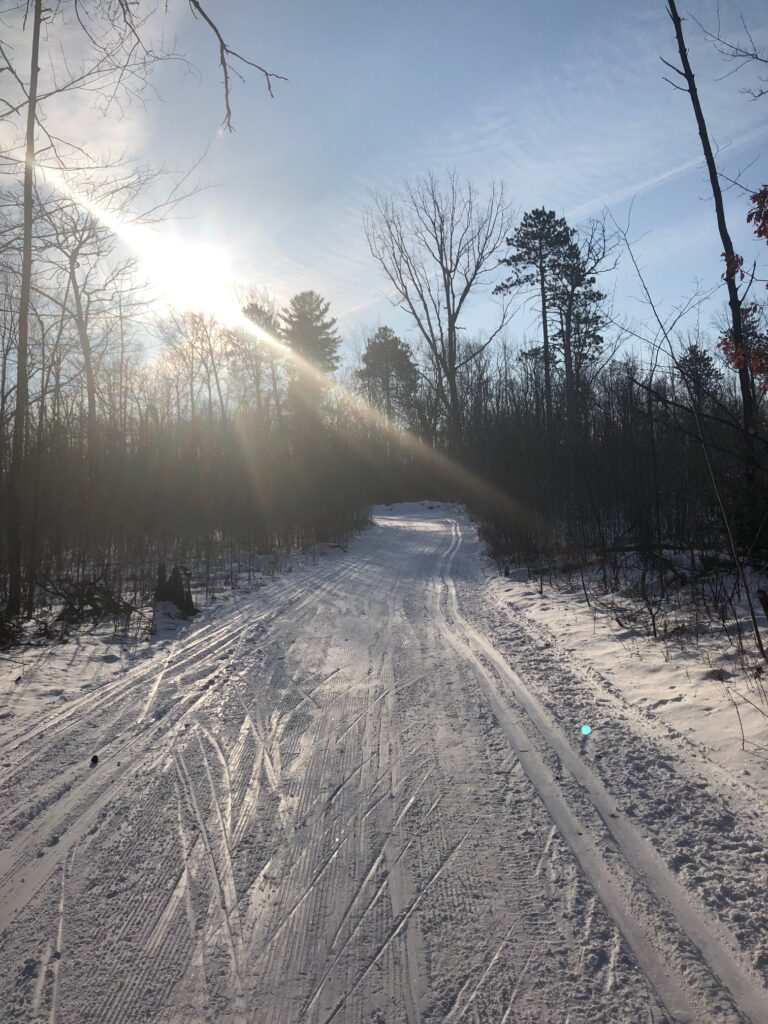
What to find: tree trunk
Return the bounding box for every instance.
[6,0,42,617]
[447,332,461,452]
[562,290,576,430]
[667,0,755,509]
[269,356,282,425]
[539,261,553,431]
[69,261,98,471]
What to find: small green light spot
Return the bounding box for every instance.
[580,724,592,736]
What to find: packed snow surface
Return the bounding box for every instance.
[1,504,767,1023]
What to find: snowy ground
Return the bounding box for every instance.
[489,571,768,796]
[1,503,767,1023]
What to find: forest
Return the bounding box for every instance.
[0,0,766,674]
[3,4,768,1023]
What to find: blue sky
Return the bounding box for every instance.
[63,0,768,354]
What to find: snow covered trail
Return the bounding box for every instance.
[1,504,767,1024]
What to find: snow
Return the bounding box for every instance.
[1,503,767,1023]
[489,571,768,796]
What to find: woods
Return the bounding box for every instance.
[0,0,766,662]
[0,270,374,633]
[2,4,768,1020]
[3,199,765,639]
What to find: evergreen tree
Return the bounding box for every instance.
[280,291,341,441]
[356,327,418,423]
[718,303,768,403]
[244,298,281,338]
[496,208,573,430]
[549,241,607,428]
[677,342,722,414]
[280,291,340,374]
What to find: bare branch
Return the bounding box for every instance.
[187,0,286,130]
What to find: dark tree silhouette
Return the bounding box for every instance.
[0,0,283,617]
[280,291,341,374]
[496,209,573,432]
[279,291,341,442]
[548,222,613,431]
[365,172,513,452]
[676,342,723,414]
[664,0,756,517]
[356,327,418,424]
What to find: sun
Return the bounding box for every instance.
[41,166,250,329]
[38,165,529,524]
[129,232,243,325]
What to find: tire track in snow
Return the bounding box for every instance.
[439,517,768,1024]
[442,917,518,1023]
[197,734,244,945]
[304,787,444,1019]
[2,512,677,1023]
[2,547,358,795]
[172,752,247,1021]
[144,777,199,958]
[2,542,380,1024]
[47,845,76,1024]
[319,817,478,1024]
[499,940,541,1024]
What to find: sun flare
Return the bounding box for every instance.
[41,166,251,330]
[39,165,525,521]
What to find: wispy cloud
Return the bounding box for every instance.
[24,0,760,342]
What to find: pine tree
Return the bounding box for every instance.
[549,242,607,429]
[677,342,722,414]
[280,291,340,374]
[496,208,573,431]
[356,327,418,423]
[279,291,341,438]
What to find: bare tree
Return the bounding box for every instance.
[695,8,768,100]
[238,289,287,428]
[187,1,286,130]
[4,0,43,617]
[36,191,137,468]
[663,0,756,515]
[0,0,282,616]
[365,171,514,450]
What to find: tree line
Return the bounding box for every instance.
[1,178,766,636]
[0,266,378,632]
[1,0,767,646]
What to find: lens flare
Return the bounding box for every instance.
[40,166,530,522]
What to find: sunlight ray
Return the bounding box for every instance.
[40,165,530,525]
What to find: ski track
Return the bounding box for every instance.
[1,505,767,1024]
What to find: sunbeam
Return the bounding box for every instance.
[41,166,528,524]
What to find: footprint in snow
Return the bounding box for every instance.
[649,694,685,710]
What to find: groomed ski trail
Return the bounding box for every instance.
[1,504,766,1024]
